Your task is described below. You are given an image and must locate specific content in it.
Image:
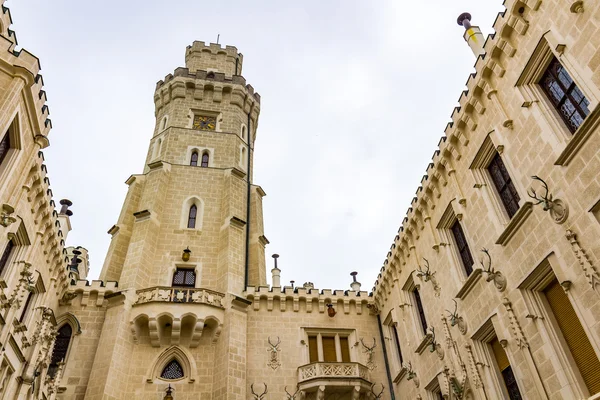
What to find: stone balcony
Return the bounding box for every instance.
[130,286,225,348]
[297,362,373,397]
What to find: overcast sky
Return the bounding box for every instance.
[8,0,505,291]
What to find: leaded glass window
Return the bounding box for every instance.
[160,359,184,380]
[413,288,427,335]
[488,153,520,218]
[451,221,474,276]
[0,131,10,166]
[187,204,197,229]
[48,324,72,377]
[201,152,209,167]
[540,57,590,133]
[190,151,198,166]
[172,268,196,287]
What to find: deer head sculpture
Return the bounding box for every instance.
[416,258,433,282]
[527,175,569,223]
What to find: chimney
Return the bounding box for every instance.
[457,13,485,57]
[57,199,73,239]
[271,254,281,288]
[350,271,361,291]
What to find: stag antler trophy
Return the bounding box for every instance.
[528,175,568,224]
[445,299,467,335]
[360,337,377,371]
[266,336,281,370]
[250,383,268,400]
[480,248,507,292]
[415,258,441,297]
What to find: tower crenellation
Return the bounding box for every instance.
[185,40,243,77]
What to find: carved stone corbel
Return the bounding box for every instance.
[565,229,600,293]
[502,298,528,349]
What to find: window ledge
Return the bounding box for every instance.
[555,105,600,166]
[393,367,407,384]
[414,333,433,355]
[455,268,483,300]
[495,202,533,246]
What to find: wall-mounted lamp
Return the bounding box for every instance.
[326,303,336,318]
[182,247,191,262]
[164,385,174,400]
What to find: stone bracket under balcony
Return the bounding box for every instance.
[297,362,373,397]
[130,286,225,348]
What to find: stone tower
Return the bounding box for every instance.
[71,41,267,399]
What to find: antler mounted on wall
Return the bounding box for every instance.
[480,248,507,292]
[360,337,377,371]
[445,299,467,335]
[527,175,568,224]
[404,361,420,388]
[285,385,301,399]
[266,336,281,370]
[370,383,385,399]
[415,258,441,297]
[250,383,268,400]
[428,327,444,360]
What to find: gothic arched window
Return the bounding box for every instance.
[201,152,209,167]
[160,359,184,380]
[48,324,72,377]
[187,204,197,229]
[190,151,199,166]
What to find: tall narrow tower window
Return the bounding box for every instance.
[48,324,72,377]
[413,287,427,335]
[0,131,10,166]
[187,204,197,228]
[0,240,14,275]
[451,221,474,276]
[190,151,199,166]
[488,153,520,218]
[201,152,209,167]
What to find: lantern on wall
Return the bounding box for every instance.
[182,247,191,262]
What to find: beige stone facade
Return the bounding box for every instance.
[2,0,600,399]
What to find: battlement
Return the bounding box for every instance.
[245,285,372,315]
[61,279,119,307]
[185,41,243,77]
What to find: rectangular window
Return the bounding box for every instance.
[306,332,352,363]
[392,324,404,365]
[451,221,474,276]
[19,291,34,323]
[540,57,590,133]
[544,279,600,394]
[0,240,14,276]
[172,268,196,287]
[488,153,520,218]
[0,131,10,166]
[490,337,523,399]
[413,288,427,335]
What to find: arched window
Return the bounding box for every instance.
[241,125,247,142]
[161,116,168,131]
[187,204,197,229]
[161,359,184,380]
[48,324,72,377]
[190,151,199,166]
[201,152,209,167]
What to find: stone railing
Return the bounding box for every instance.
[134,286,225,308]
[298,362,370,383]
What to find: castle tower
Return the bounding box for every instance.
[72,42,267,399]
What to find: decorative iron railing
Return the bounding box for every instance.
[134,286,225,308]
[298,362,370,383]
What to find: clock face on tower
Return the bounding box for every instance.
[192,115,217,131]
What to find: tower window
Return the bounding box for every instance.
[19,291,34,323]
[187,204,197,228]
[160,359,184,380]
[48,324,72,377]
[0,130,10,166]
[451,220,474,276]
[201,152,209,167]
[0,240,15,275]
[172,268,196,288]
[488,153,520,218]
[544,279,600,394]
[540,57,590,133]
[392,324,404,366]
[190,151,199,166]
[413,287,427,335]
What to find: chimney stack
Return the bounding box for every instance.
[271,254,281,288]
[457,13,485,57]
[57,199,73,239]
[350,271,361,291]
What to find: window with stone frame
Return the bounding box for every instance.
[413,287,428,335]
[305,329,353,363]
[488,152,520,219]
[0,240,15,276]
[450,220,474,276]
[489,336,523,399]
[201,151,209,167]
[172,268,196,288]
[187,204,197,228]
[0,130,10,167]
[190,151,198,166]
[161,359,185,380]
[540,57,590,133]
[48,324,73,377]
